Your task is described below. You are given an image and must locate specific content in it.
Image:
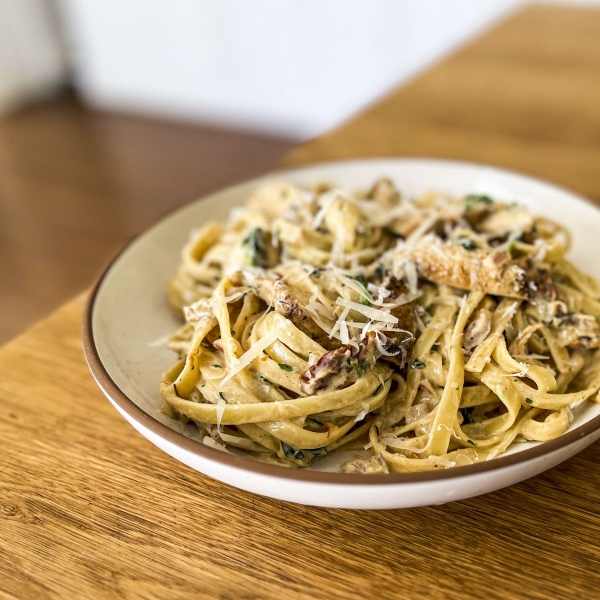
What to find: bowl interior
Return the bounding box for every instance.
[92,158,600,471]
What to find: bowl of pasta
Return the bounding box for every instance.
[84,158,600,509]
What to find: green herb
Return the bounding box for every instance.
[281,442,304,461]
[372,383,383,397]
[351,360,370,378]
[218,392,226,402]
[411,358,426,369]
[201,384,205,388]
[464,194,494,209]
[458,238,478,251]
[310,447,327,457]
[212,364,222,368]
[467,439,476,446]
[242,227,270,267]
[230,329,236,335]
[525,397,533,405]
[354,274,371,306]
[278,363,293,372]
[374,264,385,280]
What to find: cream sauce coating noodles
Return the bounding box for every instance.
[159,178,600,472]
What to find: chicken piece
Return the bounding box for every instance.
[183,298,213,327]
[299,333,377,395]
[339,455,389,474]
[367,177,400,207]
[464,308,493,350]
[555,314,600,349]
[255,278,338,351]
[395,238,529,299]
[478,207,534,236]
[382,277,417,361]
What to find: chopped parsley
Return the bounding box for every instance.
[212,364,222,369]
[278,363,293,372]
[281,442,304,461]
[354,274,371,306]
[351,360,370,378]
[372,383,383,397]
[464,194,494,209]
[242,227,270,267]
[467,439,476,446]
[525,397,533,405]
[458,238,478,251]
[411,358,426,369]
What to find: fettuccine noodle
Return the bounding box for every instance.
[159,179,600,472]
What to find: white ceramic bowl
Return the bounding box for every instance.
[83,158,600,509]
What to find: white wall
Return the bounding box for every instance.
[58,0,593,139]
[0,0,68,115]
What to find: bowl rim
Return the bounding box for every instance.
[82,157,600,485]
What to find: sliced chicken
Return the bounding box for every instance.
[464,308,493,350]
[395,237,529,299]
[382,276,417,361]
[478,207,534,236]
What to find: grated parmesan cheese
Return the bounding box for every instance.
[202,436,231,453]
[336,298,398,324]
[220,324,286,385]
[216,397,227,429]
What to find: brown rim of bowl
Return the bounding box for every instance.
[82,157,600,485]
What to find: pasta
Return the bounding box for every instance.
[159,178,600,473]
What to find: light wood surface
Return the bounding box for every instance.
[2,6,600,599]
[0,96,293,344]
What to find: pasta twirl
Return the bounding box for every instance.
[159,179,600,472]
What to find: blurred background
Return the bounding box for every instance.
[0,0,599,344]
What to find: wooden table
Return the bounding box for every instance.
[2,6,600,599]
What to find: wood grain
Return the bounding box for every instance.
[2,5,600,599]
[0,95,293,344]
[285,5,600,205]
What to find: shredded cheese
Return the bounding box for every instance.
[336,298,398,324]
[221,324,285,385]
